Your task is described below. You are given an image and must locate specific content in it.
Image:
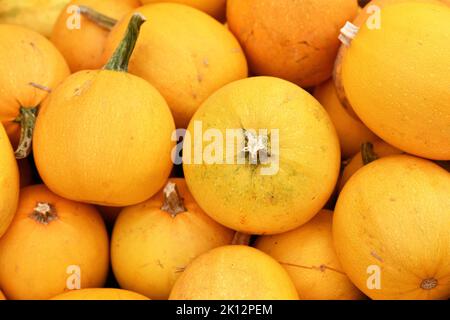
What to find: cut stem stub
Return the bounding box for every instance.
[30,202,57,225]
[161,182,186,217]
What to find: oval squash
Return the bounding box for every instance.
[338,1,450,160]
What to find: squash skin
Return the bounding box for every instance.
[0,185,109,300]
[339,141,403,190]
[33,69,175,206]
[51,288,149,300]
[0,24,70,148]
[51,0,140,72]
[111,178,234,300]
[333,0,446,119]
[102,3,247,128]
[256,210,365,300]
[0,290,5,300]
[227,0,358,88]
[0,0,70,37]
[333,155,450,300]
[340,2,450,160]
[183,76,341,235]
[139,0,226,20]
[313,79,378,159]
[0,124,19,238]
[169,245,299,300]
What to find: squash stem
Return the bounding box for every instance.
[104,13,146,72]
[232,232,251,246]
[30,202,57,225]
[161,182,186,217]
[361,142,378,166]
[14,107,37,159]
[242,129,270,165]
[78,5,118,31]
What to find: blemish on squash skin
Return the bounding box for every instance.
[280,261,346,275]
[371,251,383,263]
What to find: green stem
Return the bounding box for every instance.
[14,107,37,159]
[361,142,379,166]
[78,5,118,31]
[104,13,146,72]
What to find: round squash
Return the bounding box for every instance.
[256,210,364,300]
[333,155,450,299]
[0,0,70,37]
[339,141,403,190]
[183,76,340,235]
[102,3,247,128]
[227,0,358,88]
[0,124,19,238]
[338,2,450,160]
[139,0,226,20]
[0,184,109,300]
[112,178,234,300]
[313,79,378,159]
[51,288,149,300]
[51,0,140,72]
[0,24,70,157]
[34,14,175,206]
[333,0,446,117]
[169,245,299,300]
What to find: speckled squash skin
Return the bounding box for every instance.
[183,77,340,235]
[227,0,358,88]
[339,2,450,160]
[169,245,299,300]
[102,3,247,128]
[333,156,450,299]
